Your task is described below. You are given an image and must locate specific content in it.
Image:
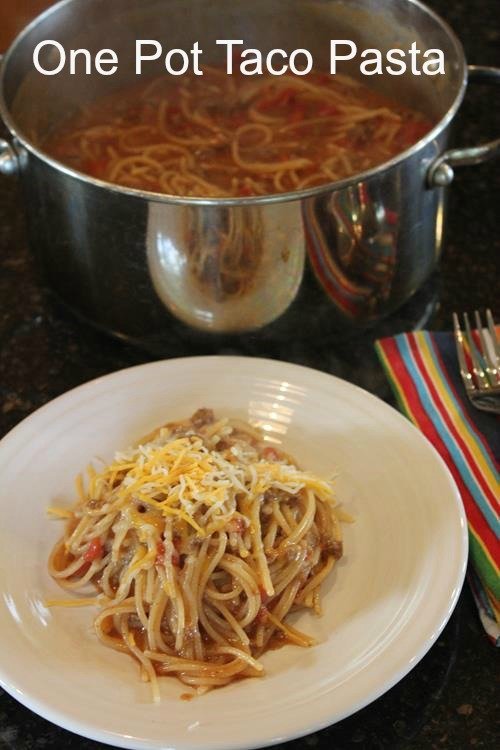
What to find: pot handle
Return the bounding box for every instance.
[428,65,500,187]
[0,139,19,175]
[0,53,20,176]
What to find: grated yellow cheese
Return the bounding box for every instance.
[79,434,335,540]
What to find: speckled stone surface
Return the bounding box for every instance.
[0,0,499,748]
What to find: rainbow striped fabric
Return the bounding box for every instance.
[376,330,499,645]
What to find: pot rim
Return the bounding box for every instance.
[0,0,467,207]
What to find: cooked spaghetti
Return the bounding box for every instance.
[44,68,431,197]
[48,409,346,699]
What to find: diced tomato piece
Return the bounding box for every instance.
[156,540,180,566]
[262,446,280,461]
[84,538,103,563]
[155,541,165,564]
[239,185,255,197]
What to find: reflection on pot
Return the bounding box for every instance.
[147,202,305,332]
[304,183,399,322]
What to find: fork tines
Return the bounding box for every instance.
[453,310,500,414]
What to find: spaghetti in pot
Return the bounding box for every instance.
[47,408,346,699]
[44,68,432,198]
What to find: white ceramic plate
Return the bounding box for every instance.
[0,356,467,750]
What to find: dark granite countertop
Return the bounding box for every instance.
[0,0,498,748]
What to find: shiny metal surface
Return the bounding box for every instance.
[0,138,18,176]
[0,0,498,340]
[427,66,500,187]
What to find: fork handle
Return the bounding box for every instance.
[428,65,500,187]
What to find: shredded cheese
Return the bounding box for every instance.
[80,434,336,541]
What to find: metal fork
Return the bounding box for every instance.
[453,309,500,415]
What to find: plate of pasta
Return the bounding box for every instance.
[0,356,467,750]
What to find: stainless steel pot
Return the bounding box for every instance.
[1,0,499,341]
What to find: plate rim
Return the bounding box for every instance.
[0,355,468,750]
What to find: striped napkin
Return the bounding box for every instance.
[375,331,499,645]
